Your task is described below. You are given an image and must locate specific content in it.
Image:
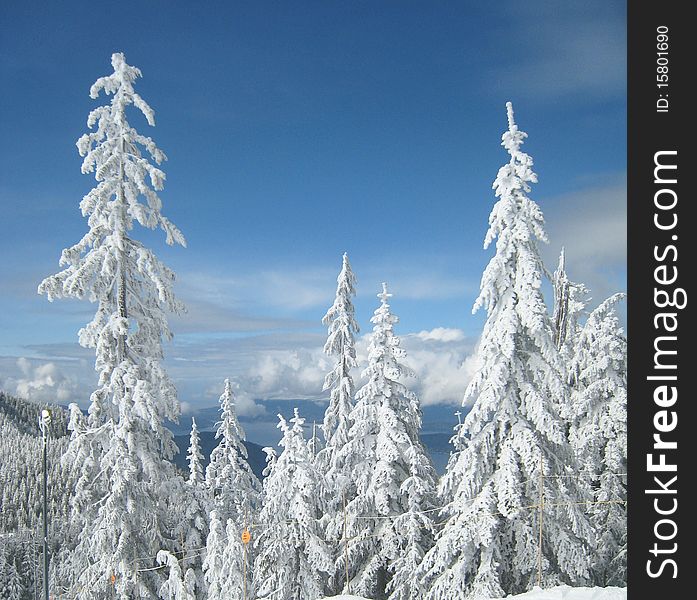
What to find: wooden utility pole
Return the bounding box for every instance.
[537,454,544,588]
[343,492,350,595]
[243,506,249,600]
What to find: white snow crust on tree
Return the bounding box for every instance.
[202,510,227,600]
[551,249,590,419]
[319,252,360,459]
[202,508,250,600]
[568,294,627,586]
[187,417,205,487]
[316,252,361,595]
[206,379,261,521]
[552,248,589,354]
[418,103,595,600]
[205,379,261,523]
[338,283,437,600]
[157,551,197,600]
[178,417,210,592]
[253,410,332,600]
[319,587,627,600]
[37,52,192,597]
[203,379,261,598]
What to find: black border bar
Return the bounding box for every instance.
[628,3,693,598]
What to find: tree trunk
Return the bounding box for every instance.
[116,136,128,363]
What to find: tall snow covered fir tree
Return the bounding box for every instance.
[205,379,261,523]
[252,410,332,600]
[203,379,261,598]
[339,283,437,600]
[568,294,627,586]
[418,103,595,600]
[316,252,360,594]
[38,53,194,597]
[179,417,209,592]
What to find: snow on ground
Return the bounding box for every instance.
[321,596,372,600]
[321,587,627,600]
[491,586,627,600]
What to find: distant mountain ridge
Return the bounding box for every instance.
[173,400,458,474]
[0,392,456,482]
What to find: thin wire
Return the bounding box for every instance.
[56,470,627,585]
[127,497,627,573]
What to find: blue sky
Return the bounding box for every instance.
[0,1,626,439]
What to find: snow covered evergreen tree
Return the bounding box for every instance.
[205,379,261,523]
[339,284,437,600]
[253,410,332,600]
[568,294,627,586]
[37,52,189,597]
[202,507,250,600]
[315,252,360,594]
[318,252,360,463]
[160,417,209,594]
[307,419,323,459]
[0,542,26,600]
[187,417,205,487]
[203,380,260,598]
[419,103,594,600]
[202,511,227,600]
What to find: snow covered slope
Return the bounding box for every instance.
[321,587,627,600]
[491,587,627,600]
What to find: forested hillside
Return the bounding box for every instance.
[0,392,73,532]
[0,393,75,598]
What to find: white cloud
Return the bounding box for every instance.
[489,2,626,102]
[542,176,626,303]
[170,297,312,335]
[178,267,336,314]
[3,357,80,404]
[1,325,479,422]
[246,348,331,400]
[412,327,465,343]
[257,325,477,407]
[202,380,268,419]
[401,328,478,407]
